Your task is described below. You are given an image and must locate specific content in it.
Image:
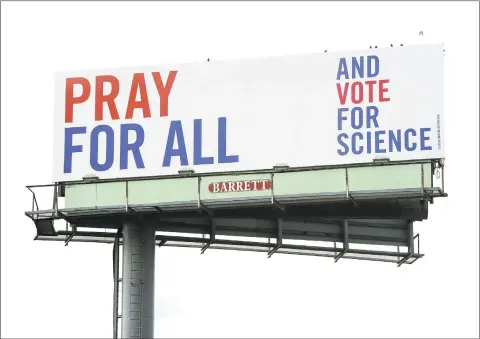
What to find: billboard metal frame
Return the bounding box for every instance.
[25,158,446,266]
[25,158,447,338]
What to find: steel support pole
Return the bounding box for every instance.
[121,223,155,339]
[113,233,121,339]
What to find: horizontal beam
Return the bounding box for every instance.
[42,214,418,247]
[35,230,423,265]
[28,213,419,247]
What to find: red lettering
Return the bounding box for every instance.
[364,80,376,103]
[379,79,390,102]
[65,77,91,123]
[336,83,349,105]
[125,73,151,119]
[351,81,363,104]
[95,75,120,121]
[152,71,177,117]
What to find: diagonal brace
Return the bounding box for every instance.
[201,218,216,254]
[334,249,347,262]
[267,218,283,258]
[65,225,77,246]
[334,220,349,263]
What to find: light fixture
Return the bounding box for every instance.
[373,156,390,164]
[273,164,290,172]
[82,174,99,181]
[178,168,195,176]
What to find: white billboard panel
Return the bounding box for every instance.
[53,43,444,182]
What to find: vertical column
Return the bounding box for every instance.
[113,233,121,339]
[121,223,156,339]
[407,221,414,255]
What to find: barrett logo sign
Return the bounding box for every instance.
[208,179,272,193]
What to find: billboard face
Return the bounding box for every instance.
[53,43,444,182]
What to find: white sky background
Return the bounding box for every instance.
[1,1,479,338]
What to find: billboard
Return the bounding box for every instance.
[53,43,444,182]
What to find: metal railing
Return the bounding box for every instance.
[25,159,446,220]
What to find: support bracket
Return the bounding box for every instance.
[64,225,77,246]
[397,253,413,267]
[348,193,359,208]
[199,202,213,217]
[334,220,349,262]
[58,211,75,225]
[397,221,414,267]
[423,190,433,204]
[420,164,433,204]
[345,169,358,208]
[267,218,283,258]
[267,244,281,258]
[272,199,285,213]
[334,250,347,262]
[270,173,285,213]
[201,218,215,254]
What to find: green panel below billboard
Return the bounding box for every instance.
[273,169,346,197]
[64,162,435,209]
[348,163,432,192]
[65,184,96,209]
[128,178,198,206]
[96,182,126,207]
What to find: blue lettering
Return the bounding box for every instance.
[352,132,363,155]
[366,131,372,154]
[338,128,432,156]
[338,108,349,130]
[420,128,432,150]
[388,130,402,152]
[218,117,239,164]
[194,119,214,165]
[366,106,379,128]
[64,127,86,174]
[367,55,379,77]
[336,58,349,80]
[337,133,349,155]
[352,56,364,79]
[405,128,417,151]
[374,131,386,153]
[351,107,363,129]
[120,124,145,170]
[163,121,189,167]
[90,125,114,172]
